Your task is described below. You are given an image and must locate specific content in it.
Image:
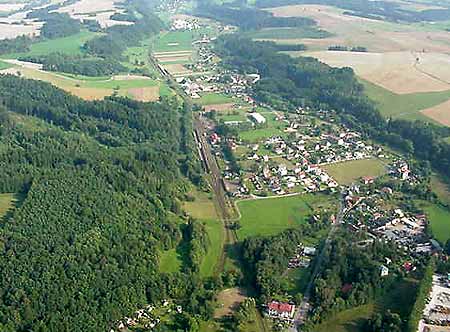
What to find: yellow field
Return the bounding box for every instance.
[268,5,450,53]
[294,51,450,94]
[421,99,450,126]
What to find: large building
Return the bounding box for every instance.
[249,112,266,125]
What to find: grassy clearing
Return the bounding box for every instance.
[322,158,386,185]
[2,31,99,58]
[314,304,375,332]
[154,31,194,52]
[197,93,234,106]
[0,60,12,70]
[200,218,224,277]
[159,248,182,273]
[416,200,450,243]
[282,268,310,296]
[0,193,18,219]
[361,79,450,122]
[182,189,224,277]
[214,288,247,318]
[431,175,450,206]
[236,193,334,239]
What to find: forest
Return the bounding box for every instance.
[20,53,127,76]
[0,36,32,56]
[0,75,210,331]
[213,35,450,180]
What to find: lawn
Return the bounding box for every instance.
[361,79,450,122]
[416,200,450,243]
[153,31,194,52]
[182,189,224,277]
[431,175,450,206]
[2,31,99,58]
[314,304,375,332]
[322,158,386,185]
[159,248,182,273]
[239,127,285,143]
[236,193,334,239]
[200,218,224,277]
[197,93,234,106]
[0,193,18,219]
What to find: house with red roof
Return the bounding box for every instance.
[267,301,296,321]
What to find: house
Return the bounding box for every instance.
[380,265,389,277]
[361,176,375,185]
[267,301,296,320]
[249,112,266,124]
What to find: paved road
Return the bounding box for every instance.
[290,191,346,332]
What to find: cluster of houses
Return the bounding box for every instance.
[288,244,317,269]
[113,300,182,331]
[343,178,442,255]
[171,18,199,31]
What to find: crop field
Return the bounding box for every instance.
[1,31,99,58]
[268,4,450,53]
[246,26,331,40]
[416,200,450,243]
[0,66,163,101]
[293,51,450,94]
[236,193,335,239]
[421,99,450,127]
[322,159,386,185]
[361,79,450,124]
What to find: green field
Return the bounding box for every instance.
[2,31,100,59]
[182,189,224,277]
[322,159,386,185]
[236,193,334,239]
[200,218,224,277]
[314,304,375,332]
[159,248,182,273]
[154,31,195,52]
[82,78,158,89]
[197,93,235,106]
[0,60,12,70]
[416,200,450,243]
[431,175,450,206]
[315,279,418,332]
[244,27,331,40]
[361,79,450,122]
[0,193,18,219]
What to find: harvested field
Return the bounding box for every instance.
[267,5,450,53]
[65,87,112,100]
[0,4,25,12]
[163,63,192,76]
[203,103,235,112]
[421,99,450,127]
[0,22,42,40]
[128,87,160,102]
[295,51,450,94]
[214,288,247,318]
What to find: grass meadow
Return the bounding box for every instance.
[236,193,335,239]
[0,193,18,219]
[361,79,450,123]
[197,93,234,106]
[2,31,99,59]
[322,159,386,185]
[416,200,450,243]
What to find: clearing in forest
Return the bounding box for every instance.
[0,193,19,220]
[322,159,386,185]
[214,288,247,318]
